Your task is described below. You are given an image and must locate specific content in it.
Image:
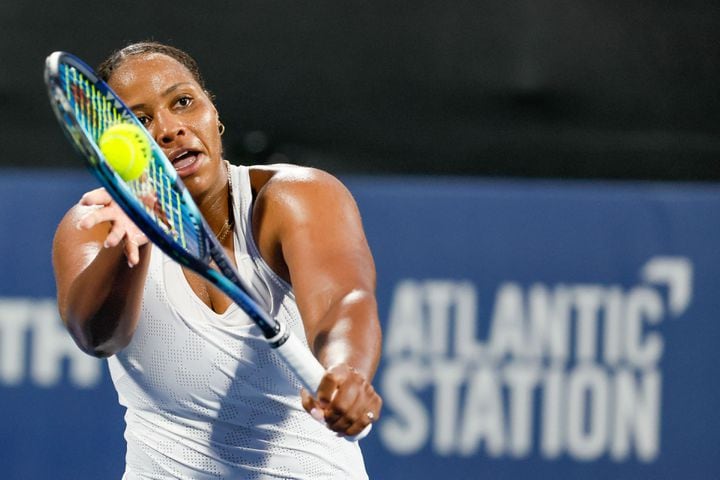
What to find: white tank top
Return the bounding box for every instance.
[107,164,368,480]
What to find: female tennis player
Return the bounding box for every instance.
[52,41,382,479]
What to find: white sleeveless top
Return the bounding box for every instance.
[107,164,368,480]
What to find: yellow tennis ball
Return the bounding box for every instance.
[99,123,151,181]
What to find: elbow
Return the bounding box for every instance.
[66,328,106,358]
[64,312,131,358]
[66,323,114,358]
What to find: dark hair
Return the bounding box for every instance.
[97,41,213,98]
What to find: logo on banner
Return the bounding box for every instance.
[379,257,692,462]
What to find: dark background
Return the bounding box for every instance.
[2,1,719,180]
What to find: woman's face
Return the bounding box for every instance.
[108,53,223,196]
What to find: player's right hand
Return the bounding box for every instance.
[76,187,149,267]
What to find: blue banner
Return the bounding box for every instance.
[1,170,718,479]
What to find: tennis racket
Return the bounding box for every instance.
[44,51,370,441]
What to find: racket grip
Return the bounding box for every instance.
[273,331,373,442]
[349,423,373,442]
[274,330,325,392]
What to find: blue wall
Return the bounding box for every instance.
[1,170,718,479]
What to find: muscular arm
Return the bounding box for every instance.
[53,188,150,357]
[252,166,382,436]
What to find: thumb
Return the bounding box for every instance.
[300,388,316,412]
[301,388,325,423]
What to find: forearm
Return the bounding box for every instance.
[309,289,382,381]
[60,243,150,357]
[301,288,384,435]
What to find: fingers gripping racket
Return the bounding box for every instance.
[44,51,370,441]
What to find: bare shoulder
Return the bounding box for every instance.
[56,203,98,233]
[247,164,360,280]
[54,203,106,249]
[248,164,352,204]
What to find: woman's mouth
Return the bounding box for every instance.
[169,149,203,177]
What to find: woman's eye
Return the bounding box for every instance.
[136,115,151,126]
[177,96,192,107]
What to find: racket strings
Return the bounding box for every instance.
[58,62,207,260]
[61,64,120,143]
[137,163,190,248]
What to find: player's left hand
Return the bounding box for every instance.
[76,187,149,267]
[301,363,382,437]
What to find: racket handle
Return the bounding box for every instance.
[274,331,373,442]
[349,423,373,442]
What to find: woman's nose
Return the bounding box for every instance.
[154,112,185,145]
